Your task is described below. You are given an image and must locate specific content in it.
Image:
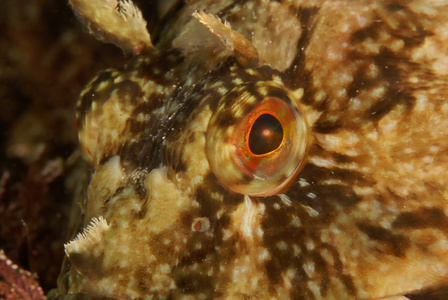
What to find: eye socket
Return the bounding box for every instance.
[206,81,310,196]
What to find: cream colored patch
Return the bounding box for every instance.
[78,75,139,166]
[410,14,448,75]
[230,195,265,241]
[250,2,301,71]
[173,15,226,53]
[315,130,360,156]
[222,196,273,298]
[182,106,212,192]
[144,167,193,235]
[308,156,338,169]
[299,103,322,130]
[86,155,125,219]
[69,167,193,298]
[189,11,258,67]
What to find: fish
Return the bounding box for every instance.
[52,0,448,299]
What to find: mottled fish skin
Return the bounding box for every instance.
[57,0,448,299]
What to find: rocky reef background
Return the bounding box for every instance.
[0,0,127,294]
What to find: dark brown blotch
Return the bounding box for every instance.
[282,6,319,92]
[129,50,184,85]
[287,163,366,216]
[392,208,448,230]
[356,223,411,257]
[174,272,216,296]
[112,79,144,105]
[312,120,343,134]
[405,283,448,300]
[77,71,115,129]
[131,96,164,118]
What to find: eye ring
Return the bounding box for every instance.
[206,81,310,196]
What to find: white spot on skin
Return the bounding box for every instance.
[349,97,362,111]
[229,195,264,242]
[258,248,270,261]
[315,90,327,103]
[251,277,259,289]
[211,192,223,201]
[242,195,255,238]
[216,208,225,219]
[299,178,310,187]
[320,178,347,186]
[276,241,288,251]
[279,194,292,206]
[291,215,301,227]
[307,192,317,199]
[320,248,334,267]
[327,47,344,61]
[380,119,398,133]
[380,220,392,230]
[220,265,226,273]
[336,88,347,98]
[282,268,296,289]
[403,148,414,154]
[301,204,319,217]
[91,100,97,112]
[159,264,170,273]
[309,156,337,169]
[292,244,301,256]
[218,87,227,95]
[423,156,434,163]
[222,228,233,241]
[291,88,304,100]
[233,264,249,278]
[303,261,315,278]
[307,281,322,298]
[353,186,376,196]
[305,239,315,251]
[402,163,415,172]
[233,77,243,85]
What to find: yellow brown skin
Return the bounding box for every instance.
[57,1,448,299]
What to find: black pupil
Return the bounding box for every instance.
[248,114,283,155]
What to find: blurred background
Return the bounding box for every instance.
[0,0,126,293]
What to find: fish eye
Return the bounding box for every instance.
[206,81,310,196]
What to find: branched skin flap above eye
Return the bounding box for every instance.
[69,0,153,54]
[206,81,310,196]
